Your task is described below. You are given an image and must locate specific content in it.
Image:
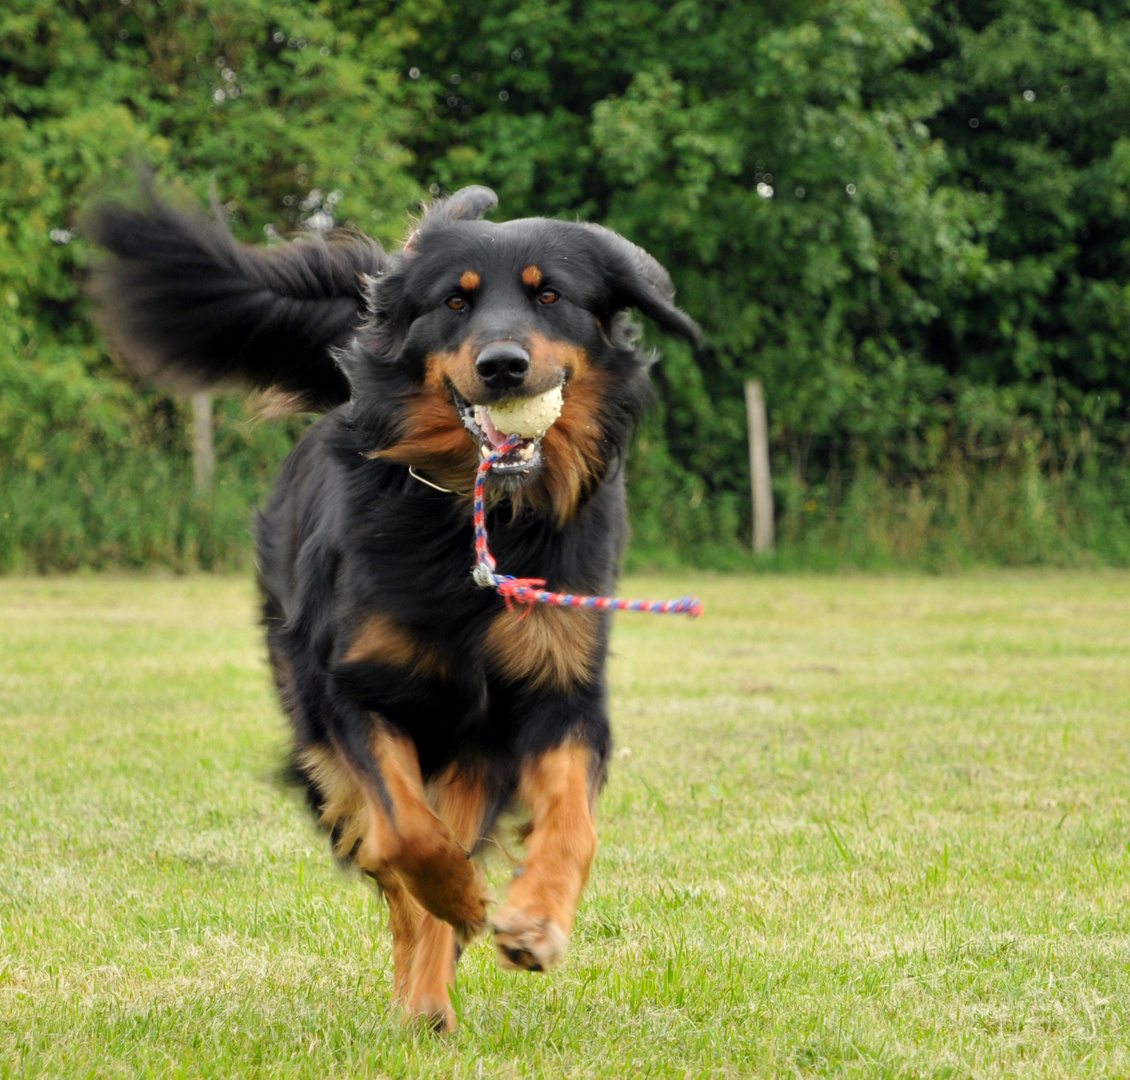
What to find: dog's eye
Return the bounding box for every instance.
[537,288,560,305]
[445,295,467,311]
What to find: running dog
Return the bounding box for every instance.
[88,184,701,1030]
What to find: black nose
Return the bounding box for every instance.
[475,343,530,390]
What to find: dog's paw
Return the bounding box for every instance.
[405,857,491,946]
[491,907,569,972]
[400,992,457,1035]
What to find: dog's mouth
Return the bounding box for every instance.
[454,383,564,478]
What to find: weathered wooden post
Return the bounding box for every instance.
[744,379,774,552]
[191,392,214,499]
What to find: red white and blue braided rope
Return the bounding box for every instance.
[471,437,703,617]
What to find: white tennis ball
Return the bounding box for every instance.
[485,385,564,438]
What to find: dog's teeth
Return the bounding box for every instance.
[480,445,491,459]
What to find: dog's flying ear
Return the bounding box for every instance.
[582,224,702,346]
[405,185,498,250]
[443,185,499,221]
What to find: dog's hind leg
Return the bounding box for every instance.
[491,740,600,973]
[296,741,427,1008]
[295,740,427,1012]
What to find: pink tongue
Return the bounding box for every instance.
[477,407,511,450]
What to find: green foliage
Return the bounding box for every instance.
[413,0,1130,562]
[2,0,1128,569]
[0,0,432,569]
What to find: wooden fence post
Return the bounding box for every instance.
[191,392,214,500]
[744,379,774,552]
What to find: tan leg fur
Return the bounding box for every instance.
[491,742,598,972]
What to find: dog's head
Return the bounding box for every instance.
[342,186,701,523]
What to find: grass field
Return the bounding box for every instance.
[1,571,1128,1079]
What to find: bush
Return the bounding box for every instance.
[2,0,1128,569]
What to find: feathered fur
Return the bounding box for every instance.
[86,193,383,410]
[87,183,700,1032]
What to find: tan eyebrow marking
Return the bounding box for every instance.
[459,270,481,290]
[521,265,543,288]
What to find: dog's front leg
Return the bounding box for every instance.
[492,739,601,972]
[399,764,494,1032]
[354,725,492,1031]
[359,722,491,947]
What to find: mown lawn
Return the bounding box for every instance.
[1,571,1128,1079]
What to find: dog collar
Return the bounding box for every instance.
[407,465,468,496]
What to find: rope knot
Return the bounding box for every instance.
[471,562,497,588]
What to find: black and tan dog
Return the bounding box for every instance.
[88,184,700,1031]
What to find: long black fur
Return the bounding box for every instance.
[88,182,700,860]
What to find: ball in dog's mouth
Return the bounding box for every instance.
[459,384,564,476]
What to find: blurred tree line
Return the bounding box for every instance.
[2,0,1128,570]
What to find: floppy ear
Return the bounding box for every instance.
[404,185,499,250]
[581,224,703,346]
[443,185,499,221]
[371,185,502,359]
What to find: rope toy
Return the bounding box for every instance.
[471,437,703,617]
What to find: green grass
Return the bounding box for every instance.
[2,571,1129,1078]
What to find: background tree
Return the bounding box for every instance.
[2,0,1127,569]
[0,0,434,568]
[410,0,1130,562]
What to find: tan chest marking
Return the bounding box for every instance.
[483,604,601,691]
[344,614,452,680]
